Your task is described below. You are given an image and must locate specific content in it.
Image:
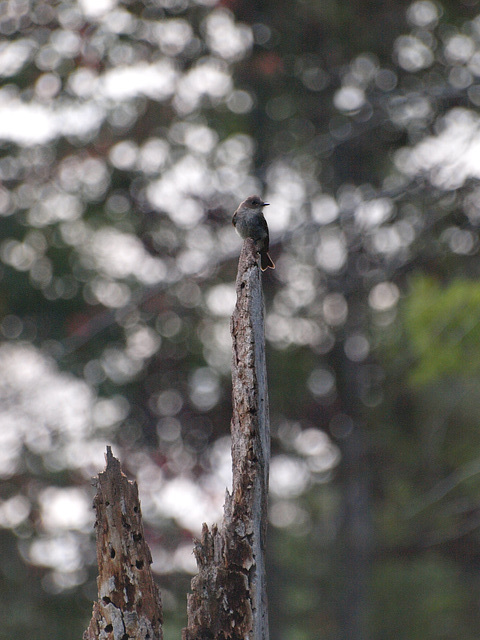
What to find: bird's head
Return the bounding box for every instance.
[242,195,269,209]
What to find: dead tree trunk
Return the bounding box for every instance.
[183,238,271,640]
[83,446,163,640]
[85,239,270,640]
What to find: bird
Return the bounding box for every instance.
[232,195,275,271]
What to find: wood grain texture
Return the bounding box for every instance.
[83,447,163,640]
[183,238,270,640]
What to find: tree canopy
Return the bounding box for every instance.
[2,1,480,638]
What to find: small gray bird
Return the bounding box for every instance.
[232,195,275,271]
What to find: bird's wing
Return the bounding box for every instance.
[260,214,269,249]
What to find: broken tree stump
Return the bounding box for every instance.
[183,238,271,640]
[83,446,163,640]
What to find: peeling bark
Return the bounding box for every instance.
[83,446,163,640]
[183,238,271,640]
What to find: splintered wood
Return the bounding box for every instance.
[83,447,163,640]
[84,238,270,640]
[183,238,271,640]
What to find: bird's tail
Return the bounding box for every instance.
[261,251,275,271]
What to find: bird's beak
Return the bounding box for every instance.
[263,202,270,206]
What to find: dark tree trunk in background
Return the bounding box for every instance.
[183,238,271,640]
[335,336,373,640]
[339,419,371,640]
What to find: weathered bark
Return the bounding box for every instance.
[183,238,271,640]
[83,446,163,640]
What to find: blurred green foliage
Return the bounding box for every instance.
[405,276,480,384]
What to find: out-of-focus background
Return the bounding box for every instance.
[2,0,480,638]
